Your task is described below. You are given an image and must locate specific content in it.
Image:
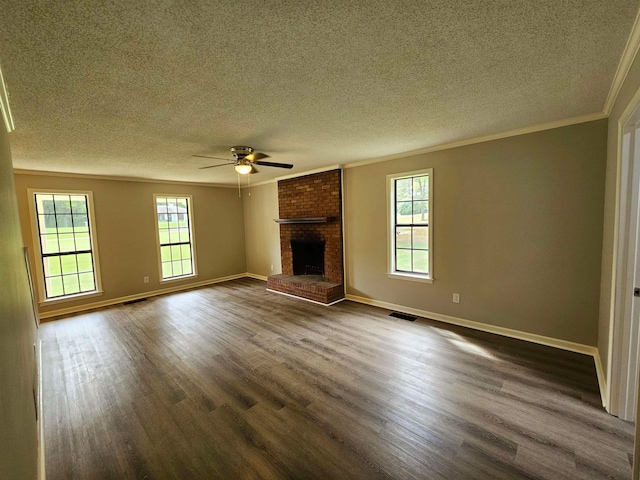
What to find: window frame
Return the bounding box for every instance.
[27,189,103,304]
[153,194,197,282]
[387,168,434,284]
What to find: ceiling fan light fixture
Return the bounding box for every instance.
[235,163,252,175]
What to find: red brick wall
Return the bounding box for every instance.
[278,169,343,284]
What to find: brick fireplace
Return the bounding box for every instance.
[266,169,344,304]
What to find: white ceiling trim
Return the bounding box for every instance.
[14,110,607,186]
[12,169,236,189]
[343,111,607,170]
[604,6,640,115]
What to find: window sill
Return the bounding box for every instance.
[39,290,104,306]
[160,273,199,284]
[387,272,434,284]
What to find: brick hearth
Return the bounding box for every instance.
[267,169,344,304]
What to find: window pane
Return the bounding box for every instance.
[396,249,411,271]
[171,260,183,276]
[78,272,95,292]
[162,262,173,279]
[41,234,59,254]
[413,227,429,250]
[179,228,190,243]
[56,214,73,230]
[412,201,428,224]
[43,257,61,276]
[169,228,181,244]
[72,213,89,231]
[171,245,182,260]
[46,276,64,298]
[58,233,76,252]
[180,244,191,259]
[413,250,429,274]
[161,246,172,262]
[396,178,412,201]
[396,227,411,249]
[412,176,428,200]
[77,253,93,272]
[36,194,54,214]
[53,195,72,214]
[62,274,80,295]
[61,255,78,274]
[38,214,56,233]
[158,229,170,244]
[396,202,413,225]
[182,259,193,275]
[70,196,87,213]
[75,232,91,251]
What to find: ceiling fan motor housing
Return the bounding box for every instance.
[231,146,254,160]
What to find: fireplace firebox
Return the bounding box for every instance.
[291,240,325,276]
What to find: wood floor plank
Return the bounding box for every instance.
[42,278,634,479]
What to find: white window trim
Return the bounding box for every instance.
[153,194,198,282]
[27,189,104,304]
[386,168,434,284]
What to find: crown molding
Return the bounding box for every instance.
[343,112,607,170]
[0,62,15,133]
[12,110,609,186]
[12,168,236,188]
[604,7,640,116]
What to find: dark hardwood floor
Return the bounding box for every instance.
[41,278,634,479]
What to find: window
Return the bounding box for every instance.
[155,195,196,280]
[388,169,433,283]
[32,192,101,300]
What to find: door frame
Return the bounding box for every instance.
[609,85,640,421]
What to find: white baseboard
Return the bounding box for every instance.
[345,293,608,407]
[346,294,595,354]
[594,349,609,410]
[245,273,268,281]
[39,273,248,320]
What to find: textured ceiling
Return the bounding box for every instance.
[0,1,638,184]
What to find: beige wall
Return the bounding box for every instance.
[0,130,38,477]
[599,52,640,384]
[243,182,281,277]
[14,174,247,315]
[344,120,607,346]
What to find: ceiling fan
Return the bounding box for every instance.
[194,146,293,174]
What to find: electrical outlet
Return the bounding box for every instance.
[143,276,149,284]
[453,293,460,304]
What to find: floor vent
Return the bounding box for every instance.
[123,298,147,305]
[389,312,417,321]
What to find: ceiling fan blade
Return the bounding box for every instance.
[199,163,233,169]
[254,160,294,169]
[245,152,270,162]
[250,165,259,174]
[192,154,233,161]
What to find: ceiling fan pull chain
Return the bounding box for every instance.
[237,173,241,197]
[248,173,251,195]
